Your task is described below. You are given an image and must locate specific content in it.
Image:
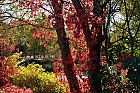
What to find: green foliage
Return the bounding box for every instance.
[110,0,140,57]
[11,63,67,93]
[101,89,113,93]
[108,41,129,63]
[42,63,53,72]
[88,63,121,92]
[2,53,66,93]
[100,64,120,92]
[5,53,21,67]
[122,57,140,86]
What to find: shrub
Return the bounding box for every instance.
[0,53,20,88]
[0,40,17,88]
[0,52,33,93]
[1,85,32,93]
[11,63,68,93]
[0,39,15,58]
[0,59,10,88]
[122,57,140,89]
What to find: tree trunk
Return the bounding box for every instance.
[51,0,82,92]
[90,0,103,92]
[82,21,102,93]
[71,0,103,92]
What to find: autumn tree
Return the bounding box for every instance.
[0,0,114,92]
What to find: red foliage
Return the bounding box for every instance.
[0,40,16,88]
[115,53,131,70]
[120,69,128,76]
[116,53,131,77]
[119,52,131,61]
[100,57,107,66]
[116,53,131,70]
[2,85,32,93]
[0,55,19,88]
[0,40,15,57]
[9,0,104,92]
[0,59,10,87]
[0,40,32,92]
[116,62,122,70]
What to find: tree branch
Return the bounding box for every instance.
[71,0,83,11]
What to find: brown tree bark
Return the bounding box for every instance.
[72,0,104,92]
[51,0,82,92]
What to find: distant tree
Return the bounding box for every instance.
[110,0,140,57]
[0,6,59,59]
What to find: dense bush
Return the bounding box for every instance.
[11,63,68,93]
[0,39,15,58]
[0,59,10,88]
[100,54,140,92]
[122,57,140,89]
[1,85,32,93]
[0,52,67,93]
[0,52,33,93]
[0,53,20,88]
